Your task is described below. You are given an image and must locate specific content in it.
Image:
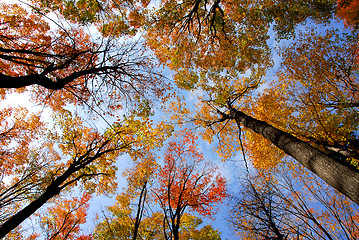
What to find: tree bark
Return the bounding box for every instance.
[0,165,76,238]
[228,107,359,206]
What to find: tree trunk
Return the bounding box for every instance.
[229,107,359,206]
[0,139,116,238]
[0,165,76,238]
[172,224,179,240]
[132,182,147,240]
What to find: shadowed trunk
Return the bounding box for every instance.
[172,221,180,240]
[0,138,119,238]
[227,107,359,206]
[132,182,147,240]
[0,165,75,238]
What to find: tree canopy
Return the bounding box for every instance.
[0,0,359,238]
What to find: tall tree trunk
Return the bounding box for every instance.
[172,223,179,240]
[228,107,359,206]
[0,165,76,238]
[0,139,117,238]
[132,182,147,240]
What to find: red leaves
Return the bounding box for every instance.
[337,0,359,28]
[155,130,227,217]
[38,193,92,240]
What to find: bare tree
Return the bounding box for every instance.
[229,162,359,239]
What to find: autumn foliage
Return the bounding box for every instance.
[337,0,359,28]
[94,130,226,239]
[1,0,359,238]
[37,193,92,240]
[154,130,226,239]
[156,130,226,216]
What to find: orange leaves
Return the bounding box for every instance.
[336,0,359,28]
[0,1,170,117]
[0,107,45,175]
[155,130,227,217]
[0,109,172,236]
[38,193,92,240]
[0,3,50,85]
[0,3,51,46]
[145,0,274,96]
[95,129,224,239]
[272,28,359,148]
[128,9,146,29]
[31,0,148,37]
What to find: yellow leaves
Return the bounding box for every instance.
[268,28,359,155]
[244,130,284,170]
[179,213,222,239]
[98,17,132,37]
[0,106,46,175]
[213,122,240,161]
[46,111,128,195]
[168,95,191,126]
[174,70,200,90]
[145,0,272,93]
[53,111,90,156]
[347,157,359,169]
[125,117,171,149]
[123,153,158,193]
[31,0,102,24]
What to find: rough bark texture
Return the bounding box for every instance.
[229,108,359,206]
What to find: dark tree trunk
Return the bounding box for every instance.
[0,165,75,238]
[228,107,359,206]
[0,138,117,238]
[0,65,121,90]
[132,182,147,240]
[172,224,179,240]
